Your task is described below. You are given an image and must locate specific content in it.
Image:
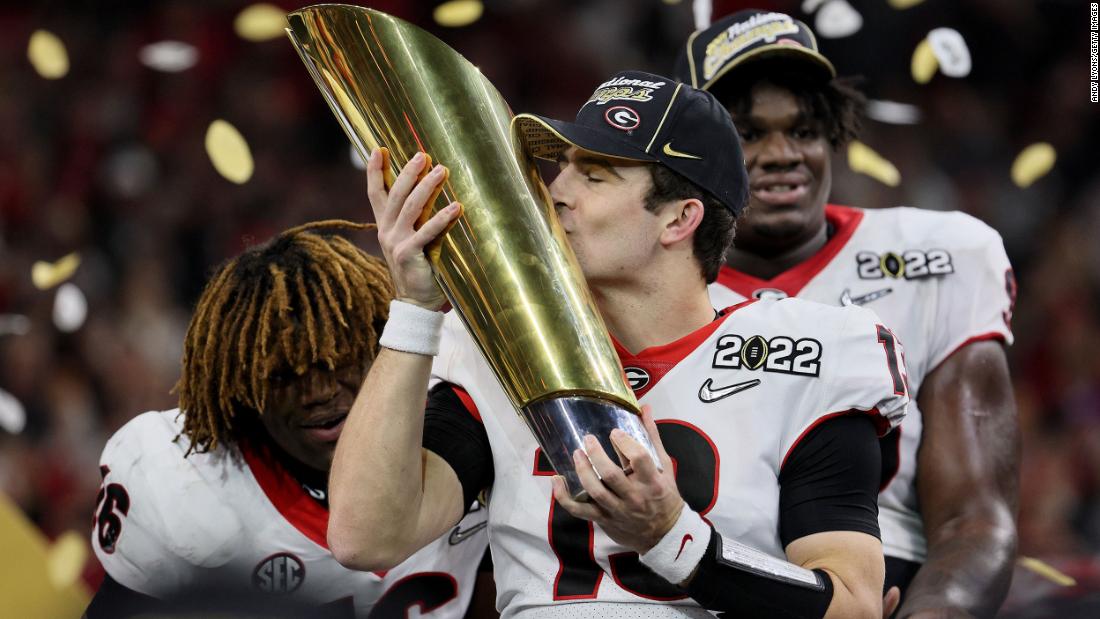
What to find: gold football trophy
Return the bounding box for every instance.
[286,4,660,499]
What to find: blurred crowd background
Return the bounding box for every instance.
[0,0,1097,614]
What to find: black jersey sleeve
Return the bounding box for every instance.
[778,413,882,548]
[422,381,494,510]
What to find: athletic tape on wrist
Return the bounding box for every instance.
[683,529,832,617]
[639,504,711,585]
[378,299,445,356]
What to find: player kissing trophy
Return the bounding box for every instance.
[285,4,659,499]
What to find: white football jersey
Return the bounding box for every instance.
[433,296,908,618]
[92,410,488,618]
[709,205,1015,563]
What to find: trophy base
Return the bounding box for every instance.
[521,396,661,501]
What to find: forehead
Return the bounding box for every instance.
[739,81,811,124]
[560,147,648,174]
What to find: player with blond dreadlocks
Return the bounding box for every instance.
[86,221,490,619]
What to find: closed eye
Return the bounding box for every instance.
[792,126,819,140]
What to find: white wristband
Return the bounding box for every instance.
[378,299,445,356]
[639,504,712,586]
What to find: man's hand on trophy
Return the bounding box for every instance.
[366,147,462,311]
[551,405,684,555]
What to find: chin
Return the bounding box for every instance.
[744,206,812,239]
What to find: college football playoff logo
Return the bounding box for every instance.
[712,333,823,377]
[605,106,641,131]
[856,249,954,280]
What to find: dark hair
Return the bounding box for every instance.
[710,62,867,150]
[644,165,736,283]
[176,220,394,453]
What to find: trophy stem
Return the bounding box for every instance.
[522,396,662,501]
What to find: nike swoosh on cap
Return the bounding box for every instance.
[662,141,702,160]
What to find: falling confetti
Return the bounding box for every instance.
[205,120,254,184]
[866,99,922,125]
[814,0,863,39]
[0,388,26,434]
[1019,556,1076,587]
[911,38,938,84]
[692,0,713,30]
[53,283,87,333]
[31,253,80,290]
[234,3,288,42]
[350,145,367,171]
[138,41,198,72]
[888,0,926,9]
[0,315,31,337]
[27,30,69,79]
[848,141,901,187]
[1011,143,1056,188]
[433,0,484,28]
[927,28,971,78]
[46,532,87,590]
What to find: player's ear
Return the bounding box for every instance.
[659,198,704,247]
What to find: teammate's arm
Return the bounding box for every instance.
[328,149,467,571]
[895,340,1018,618]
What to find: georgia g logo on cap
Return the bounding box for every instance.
[605,106,641,131]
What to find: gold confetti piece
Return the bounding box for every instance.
[433,0,484,28]
[234,3,288,42]
[46,532,87,590]
[1019,556,1076,587]
[27,30,69,79]
[911,38,938,84]
[889,0,926,8]
[31,252,80,290]
[848,141,901,187]
[205,119,254,184]
[1011,143,1056,188]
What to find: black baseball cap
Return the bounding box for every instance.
[511,70,748,215]
[675,9,836,91]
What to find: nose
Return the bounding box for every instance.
[548,171,574,212]
[299,370,340,407]
[755,131,803,170]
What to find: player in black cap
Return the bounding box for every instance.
[331,69,907,618]
[677,10,1019,619]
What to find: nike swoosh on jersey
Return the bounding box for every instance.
[662,141,702,160]
[839,287,893,306]
[698,378,761,403]
[448,520,488,545]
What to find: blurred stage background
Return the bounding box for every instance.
[0,0,1097,616]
